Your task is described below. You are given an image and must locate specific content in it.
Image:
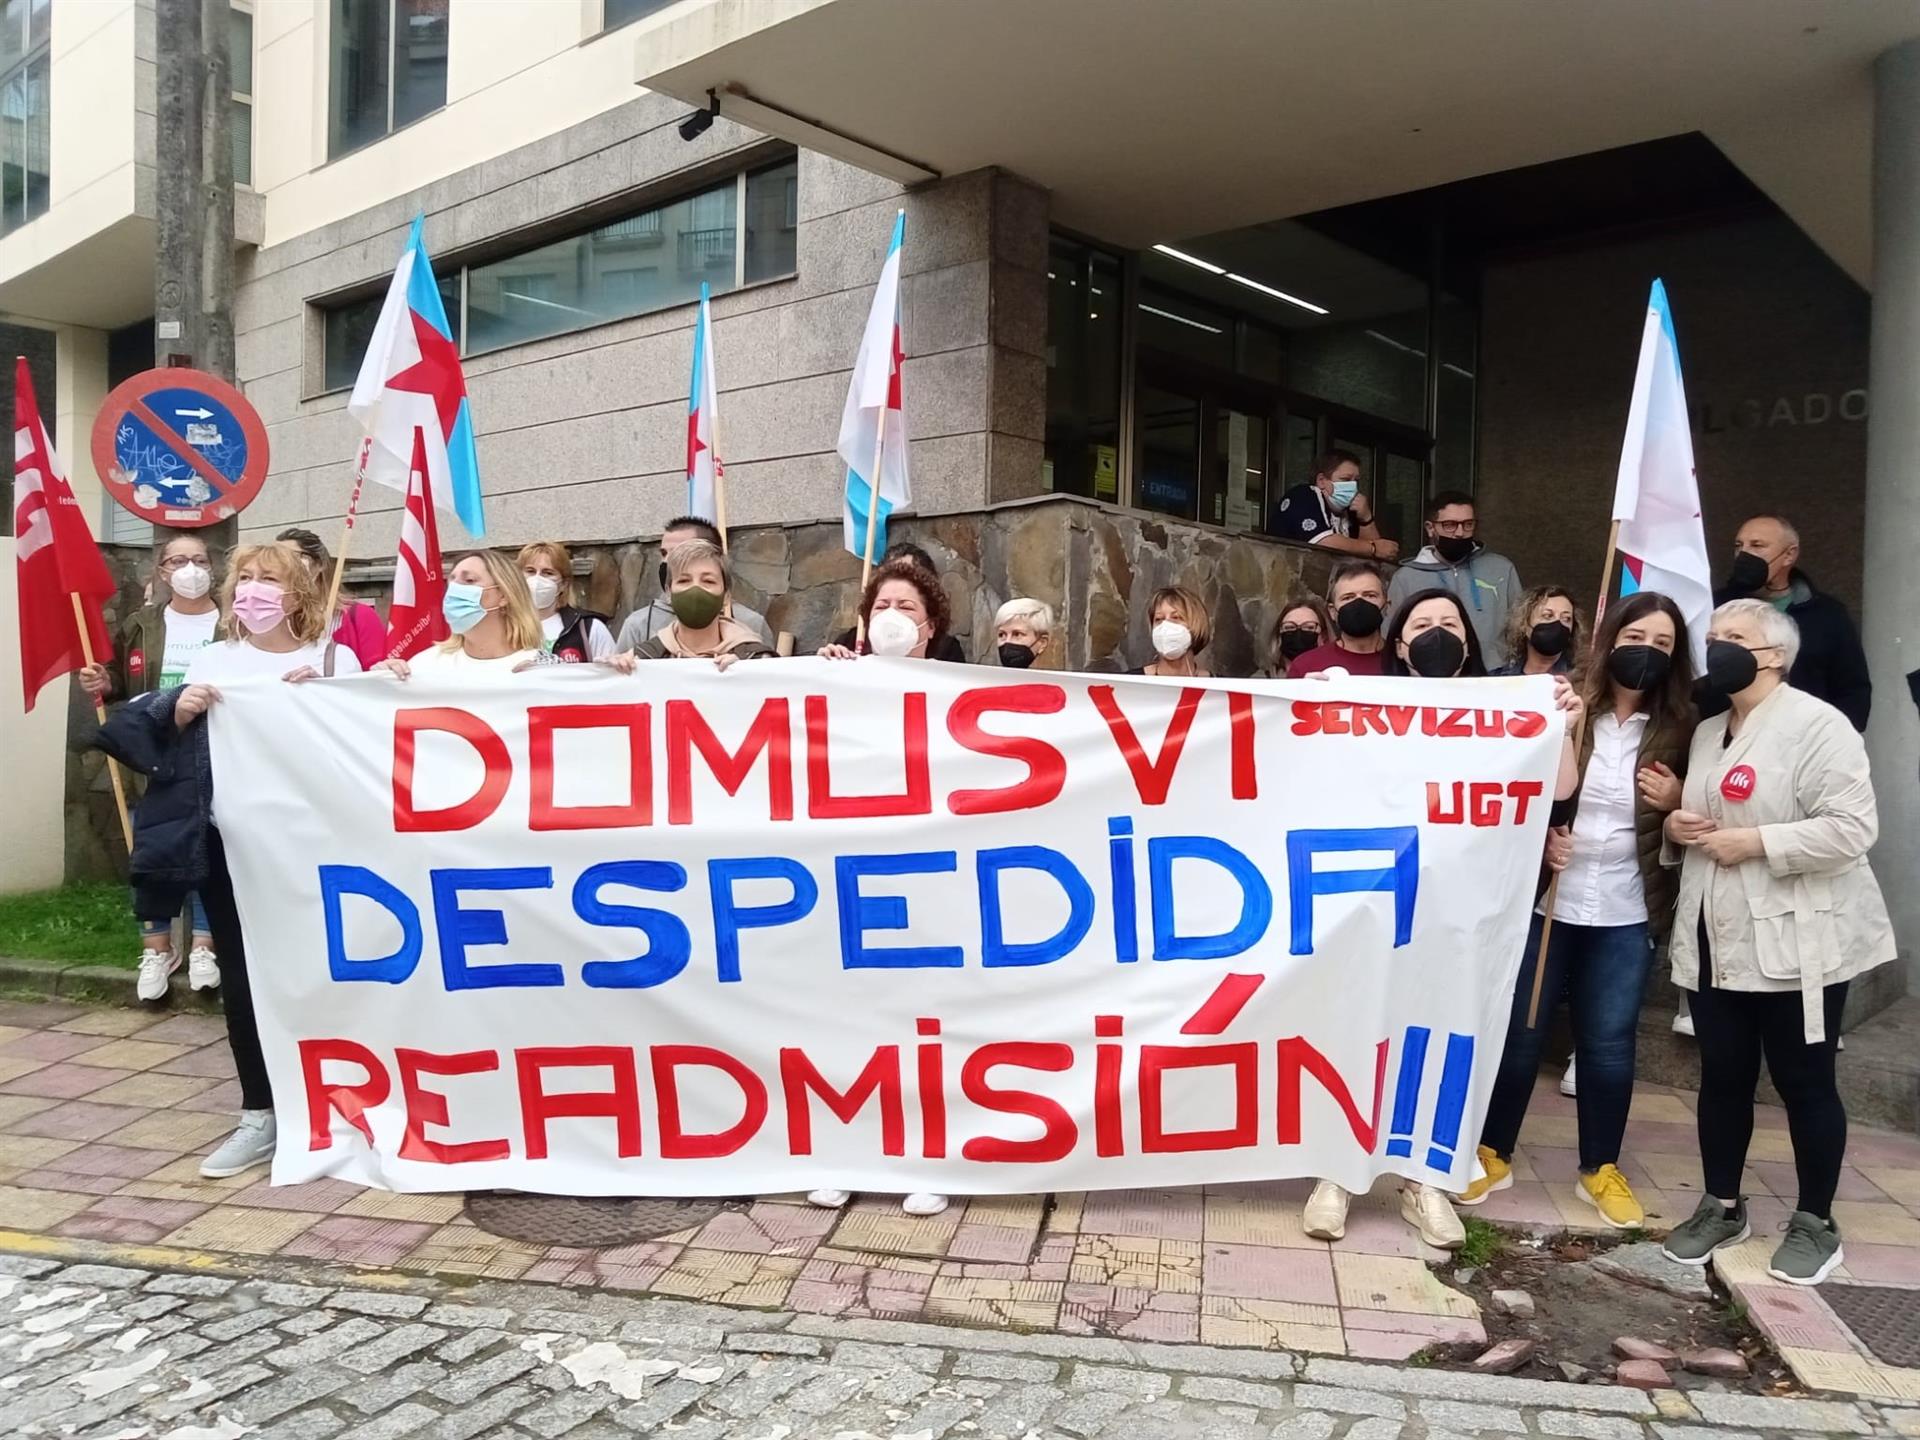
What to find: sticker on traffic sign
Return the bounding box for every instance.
[91,367,270,528]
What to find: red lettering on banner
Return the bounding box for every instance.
[779,1046,905,1156]
[1469,781,1505,826]
[1427,781,1464,824]
[1088,685,1203,805]
[804,693,932,819]
[1427,779,1551,826]
[1508,780,1543,824]
[667,698,793,825]
[651,1046,769,1159]
[959,1042,1078,1163]
[916,1018,947,1159]
[396,1047,510,1164]
[1228,692,1257,799]
[1275,1036,1391,1150]
[299,1038,391,1150]
[1506,710,1548,738]
[1296,701,1549,741]
[392,708,510,832]
[515,1046,643,1159]
[1093,1015,1125,1157]
[528,704,652,831]
[1386,704,1417,735]
[946,684,1068,815]
[1138,1042,1259,1153]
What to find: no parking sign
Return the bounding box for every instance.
[91,368,270,527]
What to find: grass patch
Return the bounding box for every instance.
[0,882,139,968]
[1457,1216,1505,1269]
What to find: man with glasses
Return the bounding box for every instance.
[1388,490,1523,665]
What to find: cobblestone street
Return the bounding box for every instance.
[5,1248,1918,1440]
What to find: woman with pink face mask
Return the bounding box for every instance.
[114,541,360,1181]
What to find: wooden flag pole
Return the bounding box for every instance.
[72,594,133,853]
[853,403,890,650]
[1527,517,1621,1029]
[710,410,731,555]
[324,441,371,625]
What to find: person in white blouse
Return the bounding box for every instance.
[376,551,561,680]
[519,539,615,662]
[1458,591,1697,1229]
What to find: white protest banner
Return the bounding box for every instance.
[209,661,1561,1196]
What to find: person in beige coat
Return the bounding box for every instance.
[1659,599,1895,1286]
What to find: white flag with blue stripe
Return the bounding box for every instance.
[839,211,911,558]
[1612,279,1711,669]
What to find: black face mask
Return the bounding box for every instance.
[1278,629,1320,662]
[998,642,1036,669]
[1406,627,1467,678]
[1607,644,1671,692]
[1433,533,1475,564]
[1726,550,1770,594]
[1336,598,1383,638]
[1529,620,1571,657]
[1704,639,1761,695]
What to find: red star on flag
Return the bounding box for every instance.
[688,409,706,474]
[387,311,466,438]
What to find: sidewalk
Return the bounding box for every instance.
[4,997,1919,1403]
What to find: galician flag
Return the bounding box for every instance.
[348,216,485,537]
[384,427,449,660]
[1612,279,1711,669]
[687,282,721,524]
[839,210,911,559]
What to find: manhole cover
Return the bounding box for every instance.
[1821,1282,1920,1368]
[464,1193,728,1248]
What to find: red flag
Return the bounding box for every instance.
[385,426,448,659]
[15,357,115,711]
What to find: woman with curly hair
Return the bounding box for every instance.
[1491,585,1582,678]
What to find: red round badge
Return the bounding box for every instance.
[1721,764,1757,803]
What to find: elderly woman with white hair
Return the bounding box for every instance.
[993,597,1055,668]
[1658,598,1894,1286]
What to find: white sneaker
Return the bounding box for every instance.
[1672,1009,1695,1037]
[1560,1056,1578,1097]
[187,945,220,991]
[902,1192,948,1216]
[136,949,180,1002]
[1402,1182,1466,1249]
[807,1188,852,1209]
[1303,1179,1351,1240]
[201,1111,276,1179]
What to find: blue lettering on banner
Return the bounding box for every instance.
[573,860,691,989]
[1385,1024,1430,1159]
[431,866,560,990]
[1426,1032,1475,1173]
[1147,836,1273,961]
[1107,816,1138,963]
[708,856,819,983]
[320,864,422,983]
[1284,826,1420,955]
[976,846,1094,968]
[835,851,965,969]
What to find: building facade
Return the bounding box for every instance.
[3,0,1917,989]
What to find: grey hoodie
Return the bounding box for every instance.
[1387,543,1523,667]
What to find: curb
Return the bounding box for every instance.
[0,954,222,1012]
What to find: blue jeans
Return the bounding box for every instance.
[139,891,209,941]
[1479,913,1653,1171]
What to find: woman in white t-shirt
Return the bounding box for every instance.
[81,533,226,1001]
[519,539,615,662]
[170,541,361,1180]
[375,550,555,679]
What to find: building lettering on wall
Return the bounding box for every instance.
[1694,388,1869,434]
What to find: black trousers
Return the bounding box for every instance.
[1692,921,1848,1217]
[201,827,272,1112]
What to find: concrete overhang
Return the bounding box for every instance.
[637,0,1920,285]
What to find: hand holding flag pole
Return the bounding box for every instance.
[70,594,135,852]
[1528,279,1709,1029]
[323,436,373,630]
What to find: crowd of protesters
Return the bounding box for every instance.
[83,447,1893,1289]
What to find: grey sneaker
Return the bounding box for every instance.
[1663,1195,1749,1265]
[201,1110,276,1179]
[1768,1211,1844,1286]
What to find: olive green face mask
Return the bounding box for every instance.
[670,585,725,629]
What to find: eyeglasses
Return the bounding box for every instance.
[1430,520,1477,536]
[1278,623,1320,634]
[158,555,207,571]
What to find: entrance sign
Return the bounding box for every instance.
[210,663,1560,1196]
[91,368,270,527]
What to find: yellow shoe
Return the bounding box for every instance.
[1456,1146,1512,1206]
[1576,1164,1645,1229]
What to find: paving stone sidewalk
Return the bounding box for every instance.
[4,998,1920,1402]
[4,1249,1916,1440]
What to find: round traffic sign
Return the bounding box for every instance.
[91,367,270,528]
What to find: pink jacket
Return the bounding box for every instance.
[332,602,388,671]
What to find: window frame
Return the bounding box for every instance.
[309,153,799,395]
[0,0,53,238]
[327,0,450,162]
[230,3,254,188]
